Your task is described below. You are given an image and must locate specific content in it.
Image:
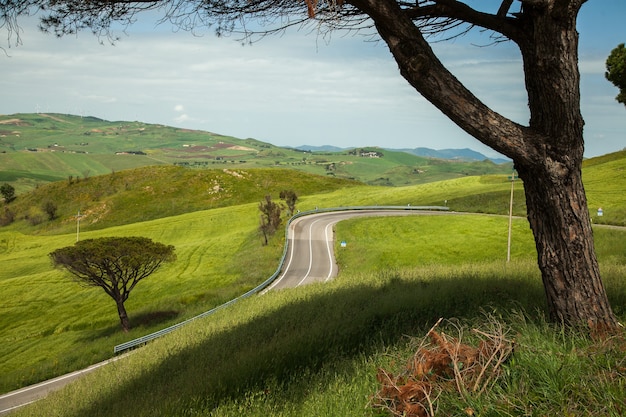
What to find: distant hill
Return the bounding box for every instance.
[293,145,346,153]
[0,113,513,192]
[395,147,510,164]
[4,166,361,234]
[296,145,510,164]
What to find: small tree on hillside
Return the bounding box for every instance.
[259,194,282,246]
[279,189,298,217]
[0,183,16,203]
[606,43,626,107]
[50,237,176,332]
[43,200,57,221]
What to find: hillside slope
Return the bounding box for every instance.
[2,166,361,234]
[0,113,513,191]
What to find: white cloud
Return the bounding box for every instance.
[1,9,625,157]
[78,94,118,104]
[174,113,190,124]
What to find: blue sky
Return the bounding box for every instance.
[1,1,625,158]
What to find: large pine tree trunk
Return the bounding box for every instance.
[514,3,618,329]
[353,0,619,329]
[516,159,615,328]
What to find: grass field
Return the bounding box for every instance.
[1,150,625,416]
[583,151,626,225]
[6,215,626,416]
[0,203,284,392]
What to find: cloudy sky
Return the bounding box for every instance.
[1,1,625,158]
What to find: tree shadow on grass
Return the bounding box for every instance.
[131,309,180,329]
[80,310,181,342]
[44,272,547,417]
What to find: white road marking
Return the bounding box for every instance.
[324,221,336,282]
[296,218,321,287]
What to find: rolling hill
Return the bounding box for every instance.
[0,113,513,192]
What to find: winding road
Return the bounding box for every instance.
[265,209,451,291]
[0,207,448,415]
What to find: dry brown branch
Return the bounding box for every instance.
[372,317,514,416]
[303,0,344,18]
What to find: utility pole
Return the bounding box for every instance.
[76,210,82,242]
[507,171,517,262]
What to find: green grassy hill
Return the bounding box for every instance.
[583,150,626,225]
[0,113,512,192]
[2,166,361,234]
[1,150,625,415]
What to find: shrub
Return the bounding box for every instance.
[0,206,15,226]
[43,201,58,221]
[0,183,16,203]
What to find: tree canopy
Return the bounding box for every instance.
[50,236,176,332]
[259,194,282,246]
[6,0,621,331]
[280,189,298,217]
[0,183,16,203]
[606,43,626,107]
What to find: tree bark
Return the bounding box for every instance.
[350,0,619,329]
[517,162,615,327]
[117,299,130,333]
[512,1,617,329]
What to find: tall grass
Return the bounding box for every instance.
[2,170,525,394]
[2,170,625,394]
[11,258,626,417]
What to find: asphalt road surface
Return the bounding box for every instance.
[264,209,450,291]
[0,357,123,416]
[0,208,448,415]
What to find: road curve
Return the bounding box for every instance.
[264,209,451,291]
[0,208,448,415]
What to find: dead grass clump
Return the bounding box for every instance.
[372,318,515,417]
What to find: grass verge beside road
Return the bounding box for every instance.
[10,261,626,416]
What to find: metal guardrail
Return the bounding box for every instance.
[113,205,449,354]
